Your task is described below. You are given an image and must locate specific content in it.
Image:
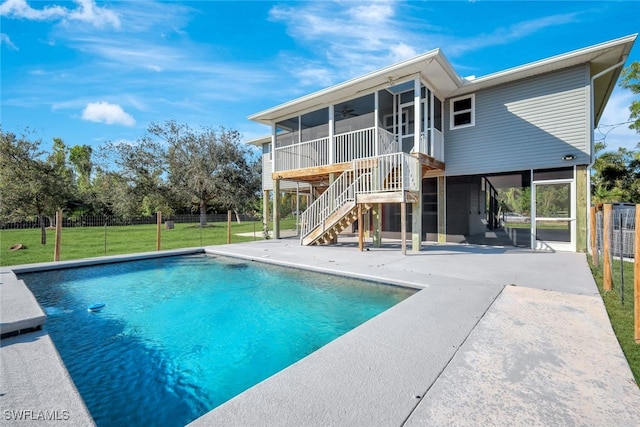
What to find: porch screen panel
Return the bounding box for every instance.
[275,118,299,171]
[301,108,330,168]
[334,94,375,162]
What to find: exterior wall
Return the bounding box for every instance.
[261,154,311,193]
[262,154,274,190]
[444,65,590,176]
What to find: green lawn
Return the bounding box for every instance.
[589,256,640,386]
[0,218,297,266]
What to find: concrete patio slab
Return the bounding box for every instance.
[405,285,640,426]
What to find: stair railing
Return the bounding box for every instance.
[300,152,419,244]
[300,171,356,242]
[353,152,419,195]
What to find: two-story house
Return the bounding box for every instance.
[250,34,636,253]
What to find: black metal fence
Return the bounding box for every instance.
[0,213,259,230]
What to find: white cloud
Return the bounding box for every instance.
[446,13,581,56]
[269,1,415,85]
[0,32,18,50]
[0,0,120,29]
[66,0,120,29]
[0,0,66,20]
[388,42,418,63]
[82,101,135,126]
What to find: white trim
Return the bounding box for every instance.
[449,94,475,130]
[531,174,576,252]
[413,77,421,153]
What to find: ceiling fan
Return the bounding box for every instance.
[338,106,356,119]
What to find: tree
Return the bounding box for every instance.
[0,130,73,244]
[590,62,640,203]
[97,137,170,219]
[152,121,258,226]
[69,144,93,192]
[619,61,640,133]
[210,147,261,222]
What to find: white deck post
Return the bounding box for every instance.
[374,91,379,156]
[410,76,422,251]
[328,105,335,164]
[413,76,420,153]
[271,124,277,173]
[412,158,422,252]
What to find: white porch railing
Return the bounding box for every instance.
[353,152,420,195]
[300,152,419,244]
[274,127,401,172]
[274,136,330,172]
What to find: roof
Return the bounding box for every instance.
[249,34,636,128]
[248,49,462,125]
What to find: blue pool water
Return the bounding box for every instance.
[20,254,415,426]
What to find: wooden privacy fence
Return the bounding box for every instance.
[590,204,640,343]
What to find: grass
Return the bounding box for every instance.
[0,218,298,267]
[588,256,640,386]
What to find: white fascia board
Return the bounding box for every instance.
[246,135,272,146]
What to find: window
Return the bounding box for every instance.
[450,94,475,129]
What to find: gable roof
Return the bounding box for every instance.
[249,34,637,127]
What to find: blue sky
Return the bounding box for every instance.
[1,0,639,155]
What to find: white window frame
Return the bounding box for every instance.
[450,94,475,130]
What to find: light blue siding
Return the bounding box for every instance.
[262,155,273,190]
[444,65,590,176]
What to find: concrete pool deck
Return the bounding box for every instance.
[1,239,639,425]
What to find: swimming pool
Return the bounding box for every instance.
[20,254,415,426]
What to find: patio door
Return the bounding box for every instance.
[399,105,414,153]
[531,179,575,251]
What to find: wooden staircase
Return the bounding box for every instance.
[302,201,372,246]
[299,152,420,247]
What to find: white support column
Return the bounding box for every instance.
[429,91,435,157]
[413,76,421,153]
[328,105,335,164]
[374,90,379,156]
[530,169,536,250]
[296,182,300,237]
[412,159,422,252]
[298,115,302,169]
[271,124,276,173]
[393,95,397,144]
